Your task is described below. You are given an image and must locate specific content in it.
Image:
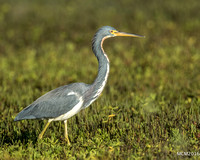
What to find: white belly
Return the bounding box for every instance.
[52,97,83,121]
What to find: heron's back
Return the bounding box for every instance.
[14,83,90,121]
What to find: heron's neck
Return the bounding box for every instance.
[92,38,110,95]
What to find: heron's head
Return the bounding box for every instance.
[95,26,145,40]
[92,26,144,53]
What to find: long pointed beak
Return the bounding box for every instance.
[114,31,145,38]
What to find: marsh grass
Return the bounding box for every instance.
[0,0,200,159]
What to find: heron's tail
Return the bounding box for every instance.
[14,104,37,121]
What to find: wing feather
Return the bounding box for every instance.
[14,89,81,121]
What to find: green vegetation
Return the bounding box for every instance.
[0,0,200,159]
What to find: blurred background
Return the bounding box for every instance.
[0,0,199,98]
[0,0,199,159]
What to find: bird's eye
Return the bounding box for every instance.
[110,30,118,34]
[110,30,116,34]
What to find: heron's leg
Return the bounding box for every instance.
[64,120,71,145]
[38,120,52,139]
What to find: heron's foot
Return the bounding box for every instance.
[64,136,71,145]
[38,133,43,139]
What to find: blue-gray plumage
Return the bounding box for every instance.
[14,83,89,120]
[14,26,144,144]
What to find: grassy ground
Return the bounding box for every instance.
[0,0,200,159]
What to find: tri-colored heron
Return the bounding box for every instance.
[14,26,144,145]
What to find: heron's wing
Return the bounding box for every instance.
[14,87,82,121]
